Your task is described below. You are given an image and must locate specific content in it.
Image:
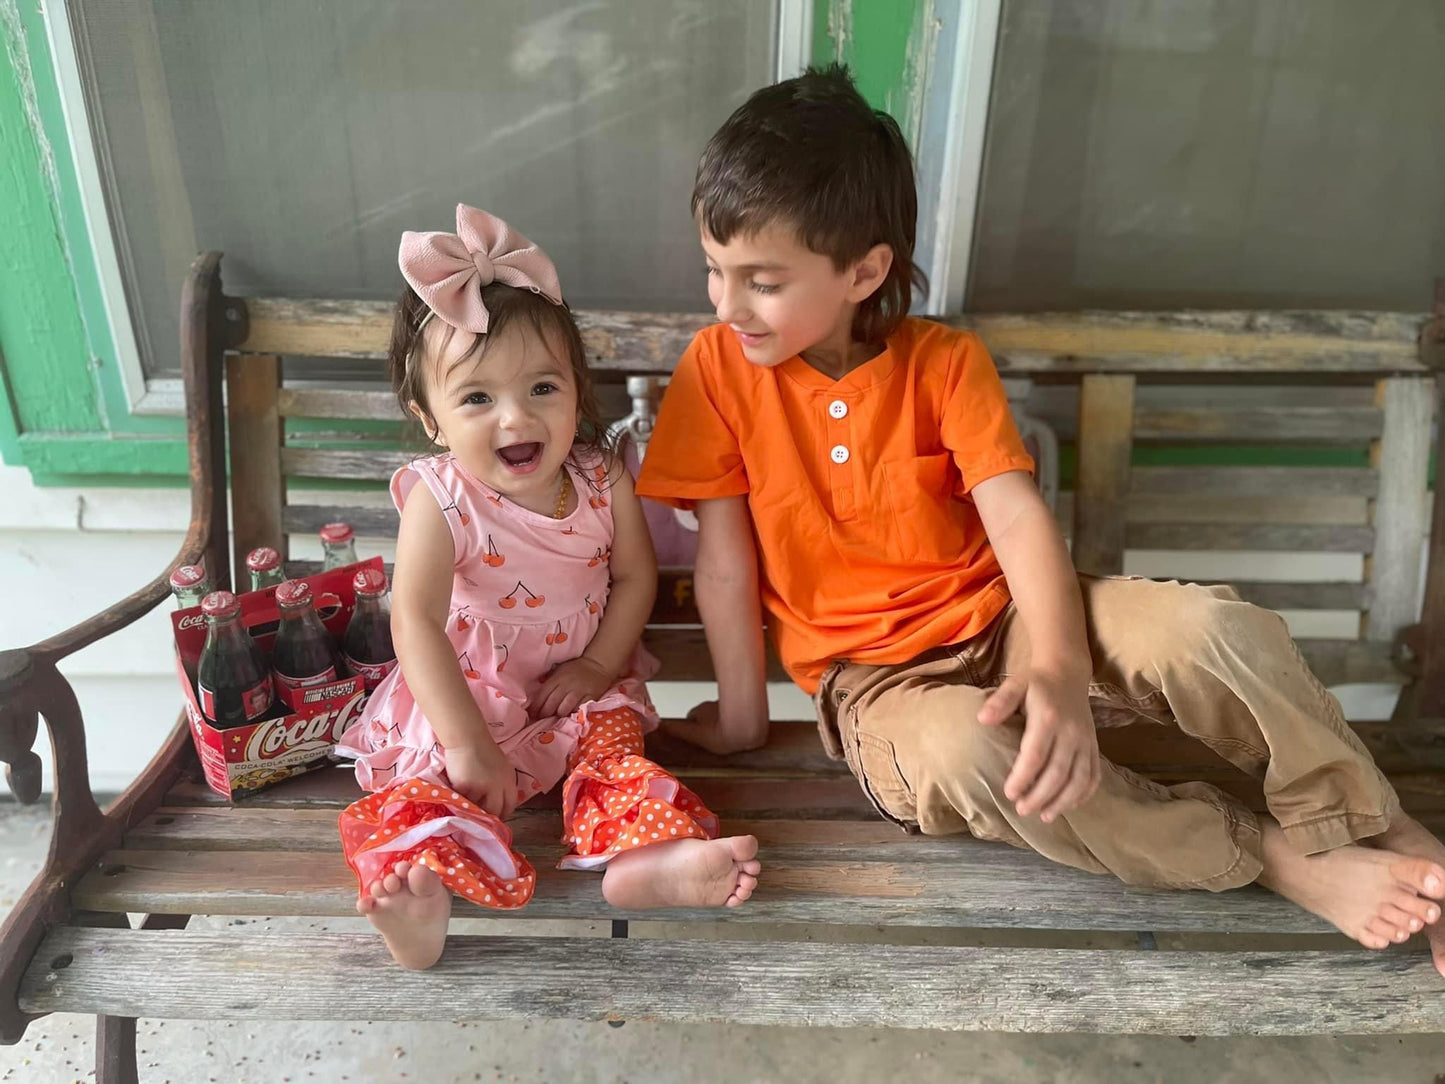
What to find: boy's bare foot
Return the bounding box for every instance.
[1371,813,1445,976]
[1256,819,1443,952]
[601,835,761,910]
[356,859,450,970]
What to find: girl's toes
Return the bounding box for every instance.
[356,895,376,916]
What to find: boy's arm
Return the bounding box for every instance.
[662,495,771,754]
[971,470,1100,822]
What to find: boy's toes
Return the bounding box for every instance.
[739,858,763,877]
[724,835,759,863]
[1390,856,1445,898]
[1381,903,1424,935]
[733,872,758,900]
[1362,918,1398,949]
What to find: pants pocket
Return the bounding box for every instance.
[851,726,917,826]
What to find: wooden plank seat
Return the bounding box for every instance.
[4,252,1445,1082]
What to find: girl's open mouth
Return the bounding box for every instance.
[496,442,544,474]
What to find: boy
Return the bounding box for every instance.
[635,65,1445,970]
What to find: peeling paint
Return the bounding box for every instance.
[902,0,941,151]
[0,0,60,215]
[826,0,852,64]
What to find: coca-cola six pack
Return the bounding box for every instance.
[171,552,396,799]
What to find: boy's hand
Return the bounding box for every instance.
[534,657,613,721]
[663,700,769,756]
[977,668,1099,822]
[444,740,518,819]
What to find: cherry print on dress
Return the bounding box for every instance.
[499,582,545,609]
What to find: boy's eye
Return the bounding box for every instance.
[462,392,490,406]
[704,265,720,277]
[751,281,780,295]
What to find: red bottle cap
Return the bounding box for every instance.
[352,567,388,597]
[246,546,281,572]
[275,580,313,608]
[200,591,239,618]
[169,564,206,590]
[319,523,354,545]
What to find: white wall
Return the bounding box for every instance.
[0,463,1404,796]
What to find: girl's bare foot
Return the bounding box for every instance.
[356,859,450,970]
[1371,813,1445,976]
[1256,819,1443,951]
[601,835,761,909]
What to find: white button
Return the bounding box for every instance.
[830,444,850,464]
[828,399,848,419]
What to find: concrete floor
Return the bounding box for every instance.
[2,800,1444,1083]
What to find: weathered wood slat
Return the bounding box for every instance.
[1296,638,1398,684]
[1128,523,1376,553]
[238,301,1427,373]
[25,928,1445,1034]
[1129,466,1378,499]
[1225,581,1369,610]
[164,770,873,815]
[1063,494,1371,528]
[1132,407,1381,442]
[226,354,285,577]
[72,843,1334,933]
[278,387,404,420]
[283,503,399,536]
[1073,375,1135,575]
[281,448,411,482]
[1366,377,1434,641]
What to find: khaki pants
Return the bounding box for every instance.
[813,575,1399,890]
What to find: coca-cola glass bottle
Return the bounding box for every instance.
[246,546,285,591]
[169,563,211,608]
[272,580,345,710]
[343,567,398,693]
[197,591,272,727]
[319,523,358,570]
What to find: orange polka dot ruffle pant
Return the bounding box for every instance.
[337,706,718,908]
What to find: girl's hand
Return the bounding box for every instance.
[534,657,612,720]
[444,741,518,819]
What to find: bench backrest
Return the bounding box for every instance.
[219,287,1435,689]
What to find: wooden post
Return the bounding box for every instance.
[1397,282,1445,723]
[226,354,285,580]
[1365,377,1433,643]
[1073,374,1136,575]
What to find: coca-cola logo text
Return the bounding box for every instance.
[244,691,364,761]
[178,613,207,631]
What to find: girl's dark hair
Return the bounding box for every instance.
[388,282,614,466]
[692,63,928,346]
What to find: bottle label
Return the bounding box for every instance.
[199,678,272,724]
[343,653,398,694]
[273,666,339,711]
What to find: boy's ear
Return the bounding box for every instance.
[845,243,894,304]
[408,400,445,447]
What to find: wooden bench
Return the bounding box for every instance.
[4,252,1445,1081]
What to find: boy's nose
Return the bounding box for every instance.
[715,281,748,325]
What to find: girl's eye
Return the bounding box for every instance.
[531,382,557,396]
[751,282,780,295]
[463,392,490,406]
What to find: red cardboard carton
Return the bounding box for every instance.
[172,558,381,799]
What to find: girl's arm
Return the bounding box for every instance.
[534,463,656,718]
[391,484,516,815]
[581,465,657,679]
[662,494,770,754]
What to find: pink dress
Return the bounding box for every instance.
[335,452,660,802]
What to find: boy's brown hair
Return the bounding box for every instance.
[691,64,928,346]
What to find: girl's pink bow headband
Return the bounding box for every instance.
[398,203,563,334]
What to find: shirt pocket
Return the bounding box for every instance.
[882,453,971,564]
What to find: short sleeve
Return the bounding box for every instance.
[941,334,1036,493]
[390,457,466,568]
[634,332,749,510]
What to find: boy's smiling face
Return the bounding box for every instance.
[701,223,889,374]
